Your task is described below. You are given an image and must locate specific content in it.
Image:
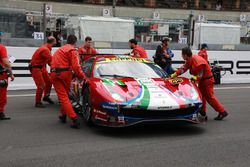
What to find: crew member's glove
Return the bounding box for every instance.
[170,72,178,79]
[190,76,198,81]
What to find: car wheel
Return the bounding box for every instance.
[82,88,93,125]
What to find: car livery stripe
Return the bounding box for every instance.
[157,84,187,109]
[137,78,180,110]
[159,84,198,106]
[138,80,150,109]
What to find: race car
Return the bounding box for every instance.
[69,55,203,127]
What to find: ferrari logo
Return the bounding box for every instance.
[169,78,183,85]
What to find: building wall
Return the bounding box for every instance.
[1,0,249,22]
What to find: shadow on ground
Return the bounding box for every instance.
[89,121,205,139]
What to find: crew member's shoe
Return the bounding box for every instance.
[59,115,67,123]
[43,96,54,104]
[198,111,208,122]
[35,102,45,108]
[0,112,11,120]
[214,111,228,121]
[70,117,80,129]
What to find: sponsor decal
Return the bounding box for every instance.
[96,109,107,115]
[100,57,151,63]
[102,105,118,110]
[158,106,172,110]
[118,116,125,124]
[192,113,198,121]
[95,115,108,122]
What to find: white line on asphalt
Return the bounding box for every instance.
[214,86,250,90]
[8,93,57,97]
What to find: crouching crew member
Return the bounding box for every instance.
[171,47,228,121]
[50,35,86,129]
[78,36,98,64]
[30,36,56,108]
[128,39,148,59]
[0,44,14,120]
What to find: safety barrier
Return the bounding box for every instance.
[6,47,250,90]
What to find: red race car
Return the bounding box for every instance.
[70,55,202,127]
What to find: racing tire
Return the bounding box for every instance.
[82,88,93,126]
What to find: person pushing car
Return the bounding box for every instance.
[50,35,86,129]
[30,36,56,108]
[171,47,228,121]
[0,44,14,120]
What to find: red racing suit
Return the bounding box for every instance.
[131,45,148,59]
[50,44,86,119]
[78,45,98,63]
[30,44,52,103]
[0,44,8,113]
[198,49,208,62]
[176,55,225,113]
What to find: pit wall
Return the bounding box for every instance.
[6,47,250,90]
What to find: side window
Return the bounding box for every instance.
[82,58,94,78]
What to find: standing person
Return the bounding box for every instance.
[198,43,209,62]
[78,36,98,64]
[154,38,174,74]
[128,39,148,59]
[30,36,56,108]
[171,47,228,121]
[0,44,14,120]
[50,35,86,129]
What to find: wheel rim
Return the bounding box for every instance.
[82,90,91,121]
[85,101,91,121]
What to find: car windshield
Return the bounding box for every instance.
[94,61,168,78]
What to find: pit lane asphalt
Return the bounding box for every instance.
[1,84,250,167]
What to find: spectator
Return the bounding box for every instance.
[216,0,223,10]
[154,38,174,74]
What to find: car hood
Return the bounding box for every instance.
[94,77,202,110]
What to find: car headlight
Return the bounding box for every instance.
[111,93,126,102]
[103,82,126,102]
[191,87,199,101]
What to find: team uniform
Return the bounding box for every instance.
[0,44,8,114]
[78,45,98,63]
[50,44,86,120]
[30,44,53,104]
[198,49,208,62]
[131,45,148,59]
[175,55,226,115]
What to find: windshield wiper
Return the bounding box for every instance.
[100,74,134,78]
